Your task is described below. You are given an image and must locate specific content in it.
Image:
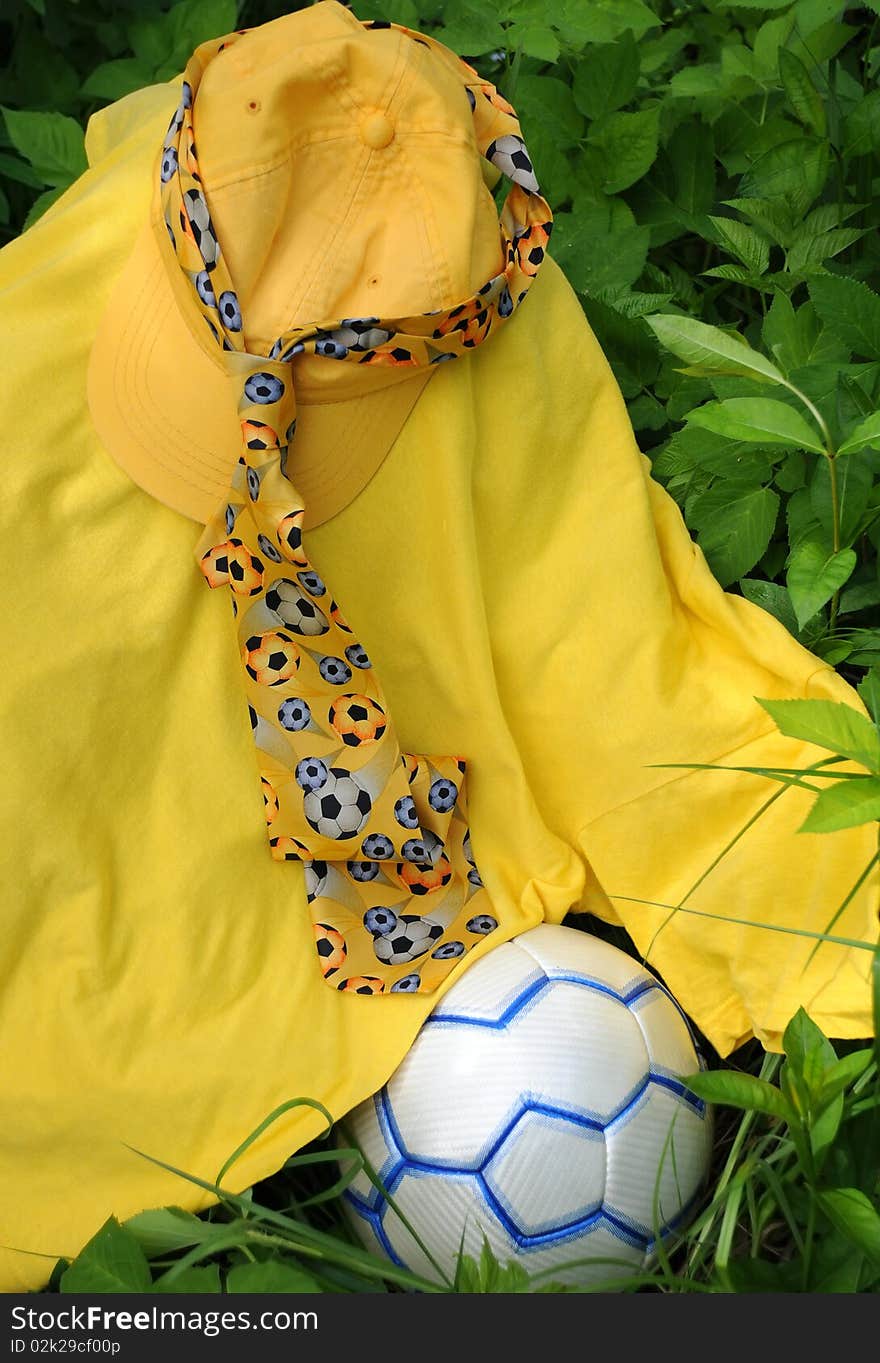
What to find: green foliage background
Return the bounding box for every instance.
[2,0,880,687]
[2,0,879,1294]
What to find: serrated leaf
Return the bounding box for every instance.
[690,485,780,586]
[739,137,829,216]
[702,263,756,283]
[555,0,659,44]
[572,30,639,119]
[708,215,770,274]
[685,397,824,452]
[594,288,674,319]
[809,275,880,361]
[667,119,716,218]
[843,90,880,157]
[668,65,723,97]
[588,107,659,193]
[778,45,826,136]
[800,776,880,833]
[761,295,848,374]
[757,697,880,771]
[787,227,867,273]
[838,410,880,456]
[60,1217,152,1294]
[552,205,648,294]
[786,542,857,627]
[740,579,799,635]
[645,314,786,384]
[22,187,63,230]
[226,1260,321,1293]
[1,108,86,188]
[724,195,796,247]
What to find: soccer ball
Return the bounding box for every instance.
[329,694,387,747]
[303,767,372,840]
[242,631,299,685]
[485,134,540,194]
[340,924,712,1289]
[365,910,444,965]
[265,580,329,636]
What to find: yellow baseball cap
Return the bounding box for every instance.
[88,1,504,528]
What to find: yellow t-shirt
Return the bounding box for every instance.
[0,85,875,1291]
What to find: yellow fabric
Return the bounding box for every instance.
[86,5,510,527]
[0,54,876,1294]
[161,22,553,995]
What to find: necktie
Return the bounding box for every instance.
[159,21,552,996]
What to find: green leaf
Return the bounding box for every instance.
[22,187,63,230]
[739,137,829,216]
[843,90,880,157]
[740,579,798,635]
[510,25,560,62]
[514,75,584,147]
[757,698,880,771]
[124,1206,218,1256]
[82,58,156,102]
[819,1049,873,1105]
[840,581,880,616]
[552,202,648,294]
[0,151,44,189]
[226,1260,322,1293]
[667,120,716,220]
[778,45,826,136]
[572,30,639,119]
[809,275,880,361]
[800,776,880,833]
[708,215,770,275]
[456,1239,532,1293]
[783,1006,836,1087]
[684,397,824,453]
[588,107,660,193]
[60,1217,152,1294]
[645,315,786,384]
[810,453,873,548]
[762,294,848,374]
[684,1069,791,1120]
[787,227,868,273]
[690,485,779,587]
[817,1189,880,1265]
[1,108,86,188]
[702,264,756,284]
[858,669,880,723]
[154,1265,222,1293]
[838,410,880,456]
[555,0,659,45]
[786,541,857,628]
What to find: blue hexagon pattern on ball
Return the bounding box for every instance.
[341,924,712,1290]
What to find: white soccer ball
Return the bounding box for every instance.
[264,579,329,636]
[341,924,712,1289]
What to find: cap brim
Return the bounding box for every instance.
[88,210,433,529]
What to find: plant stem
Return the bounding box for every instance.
[828,450,842,627]
[780,378,843,624]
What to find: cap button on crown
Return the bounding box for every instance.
[359,111,395,150]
